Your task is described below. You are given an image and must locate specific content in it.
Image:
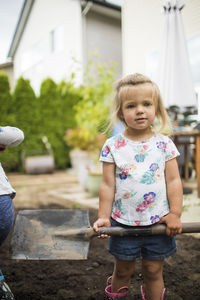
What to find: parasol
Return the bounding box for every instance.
[158,0,196,109]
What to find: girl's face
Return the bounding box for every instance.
[120,83,156,132]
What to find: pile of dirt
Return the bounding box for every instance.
[1,208,200,300]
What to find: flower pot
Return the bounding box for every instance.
[24,155,55,174]
[69,150,94,188]
[87,171,102,197]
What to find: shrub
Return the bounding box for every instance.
[0,73,21,171]
[0,73,15,125]
[12,77,40,170]
[39,78,81,168]
[65,59,116,157]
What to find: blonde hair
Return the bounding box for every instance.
[110,73,172,135]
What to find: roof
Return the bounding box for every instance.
[8,0,35,59]
[0,61,13,69]
[8,0,121,59]
[81,0,121,11]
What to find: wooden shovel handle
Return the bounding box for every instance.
[54,222,200,240]
[95,222,200,237]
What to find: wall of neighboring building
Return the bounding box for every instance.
[13,0,83,94]
[83,6,122,78]
[0,62,14,91]
[122,0,200,88]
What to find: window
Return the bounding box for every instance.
[50,25,64,53]
[146,50,159,82]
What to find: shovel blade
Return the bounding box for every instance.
[11,209,91,260]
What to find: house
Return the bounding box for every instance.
[8,0,122,93]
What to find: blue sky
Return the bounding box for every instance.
[0,0,24,63]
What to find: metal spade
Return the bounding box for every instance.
[11,209,200,260]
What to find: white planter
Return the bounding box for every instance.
[24,155,55,174]
[87,172,102,197]
[69,150,94,188]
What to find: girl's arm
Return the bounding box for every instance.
[93,161,115,237]
[160,157,183,236]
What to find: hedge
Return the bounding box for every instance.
[0,74,82,171]
[0,58,116,172]
[0,73,20,170]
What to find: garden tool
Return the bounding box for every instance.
[11,209,200,260]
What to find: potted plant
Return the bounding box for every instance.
[65,127,106,194]
[64,57,116,194]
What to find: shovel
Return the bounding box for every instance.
[11,209,200,260]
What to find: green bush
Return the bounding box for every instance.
[58,79,82,129]
[65,60,116,156]
[0,73,22,171]
[39,78,81,169]
[0,58,117,172]
[12,77,41,170]
[0,73,15,125]
[12,77,41,147]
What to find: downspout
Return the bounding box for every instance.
[81,1,93,77]
[82,1,93,16]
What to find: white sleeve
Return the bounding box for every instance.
[165,137,180,161]
[0,126,24,147]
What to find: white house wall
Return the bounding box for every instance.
[122,0,163,76]
[14,0,83,93]
[122,0,200,79]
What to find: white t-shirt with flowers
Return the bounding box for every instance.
[100,133,180,226]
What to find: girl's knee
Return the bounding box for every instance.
[114,259,135,279]
[142,259,163,280]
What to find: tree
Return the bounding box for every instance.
[39,78,69,168]
[0,73,20,171]
[12,77,41,160]
[0,73,15,125]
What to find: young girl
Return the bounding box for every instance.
[0,126,24,300]
[93,73,183,300]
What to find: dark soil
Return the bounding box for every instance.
[1,208,200,300]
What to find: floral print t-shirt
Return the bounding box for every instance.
[100,133,180,226]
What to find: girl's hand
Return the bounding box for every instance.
[159,213,182,236]
[93,218,111,239]
[0,144,6,152]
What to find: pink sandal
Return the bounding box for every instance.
[141,285,166,300]
[105,276,129,299]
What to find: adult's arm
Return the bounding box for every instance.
[0,126,24,147]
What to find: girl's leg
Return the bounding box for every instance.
[111,258,136,293]
[142,259,164,300]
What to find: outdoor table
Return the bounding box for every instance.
[171,130,200,198]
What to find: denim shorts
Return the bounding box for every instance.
[0,195,15,247]
[108,218,177,261]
